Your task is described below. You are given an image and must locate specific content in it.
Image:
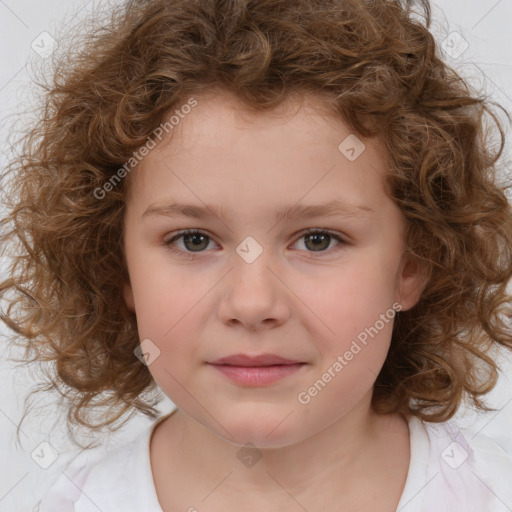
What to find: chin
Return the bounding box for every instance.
[210,407,310,450]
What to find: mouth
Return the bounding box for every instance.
[207,353,306,386]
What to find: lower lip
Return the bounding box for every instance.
[209,363,304,386]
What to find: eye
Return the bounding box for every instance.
[163,228,346,257]
[293,229,345,254]
[164,229,217,255]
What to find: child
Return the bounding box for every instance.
[1,0,512,510]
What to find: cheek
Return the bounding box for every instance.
[297,264,397,415]
[305,255,398,342]
[295,258,399,411]
[126,257,205,376]
[132,277,202,404]
[127,246,202,333]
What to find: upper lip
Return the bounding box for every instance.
[209,354,303,366]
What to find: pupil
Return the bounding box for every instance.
[186,234,207,250]
[307,233,329,251]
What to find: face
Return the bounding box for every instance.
[122,91,425,448]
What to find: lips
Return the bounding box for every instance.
[207,354,306,386]
[210,354,303,366]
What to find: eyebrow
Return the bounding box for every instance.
[142,199,374,223]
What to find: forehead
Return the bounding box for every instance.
[125,90,390,210]
[154,90,364,153]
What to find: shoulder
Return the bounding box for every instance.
[422,416,512,475]
[402,415,512,512]
[35,417,169,512]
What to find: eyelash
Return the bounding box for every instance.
[163,228,347,259]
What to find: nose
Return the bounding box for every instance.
[217,244,290,331]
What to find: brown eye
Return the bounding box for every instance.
[294,230,344,254]
[181,232,210,252]
[165,230,214,253]
[303,232,331,251]
[164,228,346,259]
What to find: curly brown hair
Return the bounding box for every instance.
[1,0,512,447]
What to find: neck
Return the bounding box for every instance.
[152,393,410,510]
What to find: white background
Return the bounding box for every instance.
[1,1,512,510]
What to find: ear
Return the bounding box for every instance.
[395,254,429,312]
[123,280,136,313]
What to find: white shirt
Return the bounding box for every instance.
[36,410,512,512]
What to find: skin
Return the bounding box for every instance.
[122,90,427,511]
